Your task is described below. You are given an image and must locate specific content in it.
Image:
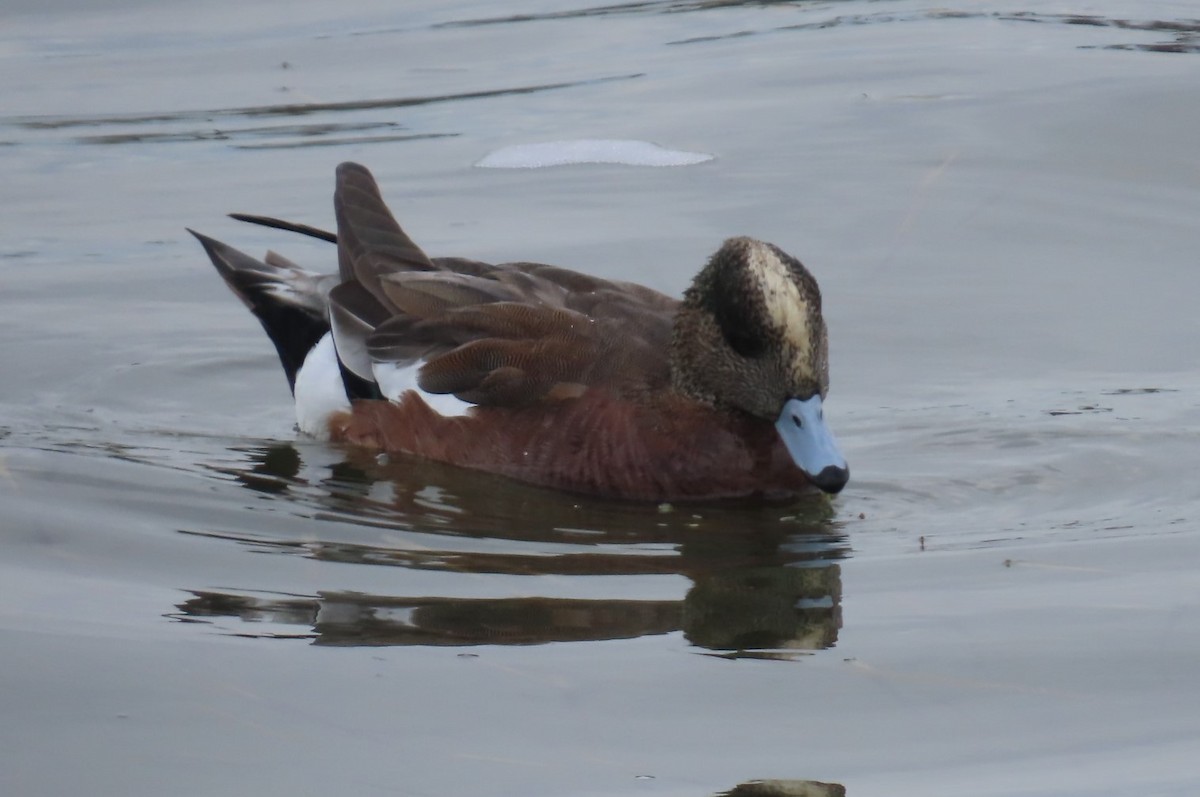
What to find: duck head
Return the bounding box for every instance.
[672,237,849,495]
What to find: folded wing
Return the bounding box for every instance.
[329,162,677,410]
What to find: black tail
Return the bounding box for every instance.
[228,213,338,244]
[189,230,333,393]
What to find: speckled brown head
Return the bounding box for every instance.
[671,237,848,493]
[671,237,829,413]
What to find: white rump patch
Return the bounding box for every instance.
[294,332,351,438]
[476,139,713,169]
[371,360,474,418]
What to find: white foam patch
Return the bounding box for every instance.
[476,139,713,169]
[372,360,474,418]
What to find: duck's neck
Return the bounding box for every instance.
[668,296,726,407]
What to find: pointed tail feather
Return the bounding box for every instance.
[190,229,333,393]
[228,213,338,244]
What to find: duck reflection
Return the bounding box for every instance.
[179,443,847,655]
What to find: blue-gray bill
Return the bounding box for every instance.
[775,396,849,494]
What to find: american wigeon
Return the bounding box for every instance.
[191,162,848,501]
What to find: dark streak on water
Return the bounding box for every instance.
[2,73,642,151]
[78,121,406,145]
[233,132,461,151]
[667,8,1200,51]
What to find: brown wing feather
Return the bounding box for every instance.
[447,302,594,340]
[368,292,672,407]
[331,161,679,409]
[416,336,601,405]
[379,271,520,318]
[334,162,436,311]
[415,311,670,406]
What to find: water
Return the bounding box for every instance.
[2,1,1199,795]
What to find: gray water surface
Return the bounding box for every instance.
[2,1,1199,795]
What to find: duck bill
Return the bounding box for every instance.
[775,395,850,494]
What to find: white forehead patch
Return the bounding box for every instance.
[745,243,811,356]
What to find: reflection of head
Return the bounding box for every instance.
[684,565,842,652]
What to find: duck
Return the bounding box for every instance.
[190,162,848,502]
